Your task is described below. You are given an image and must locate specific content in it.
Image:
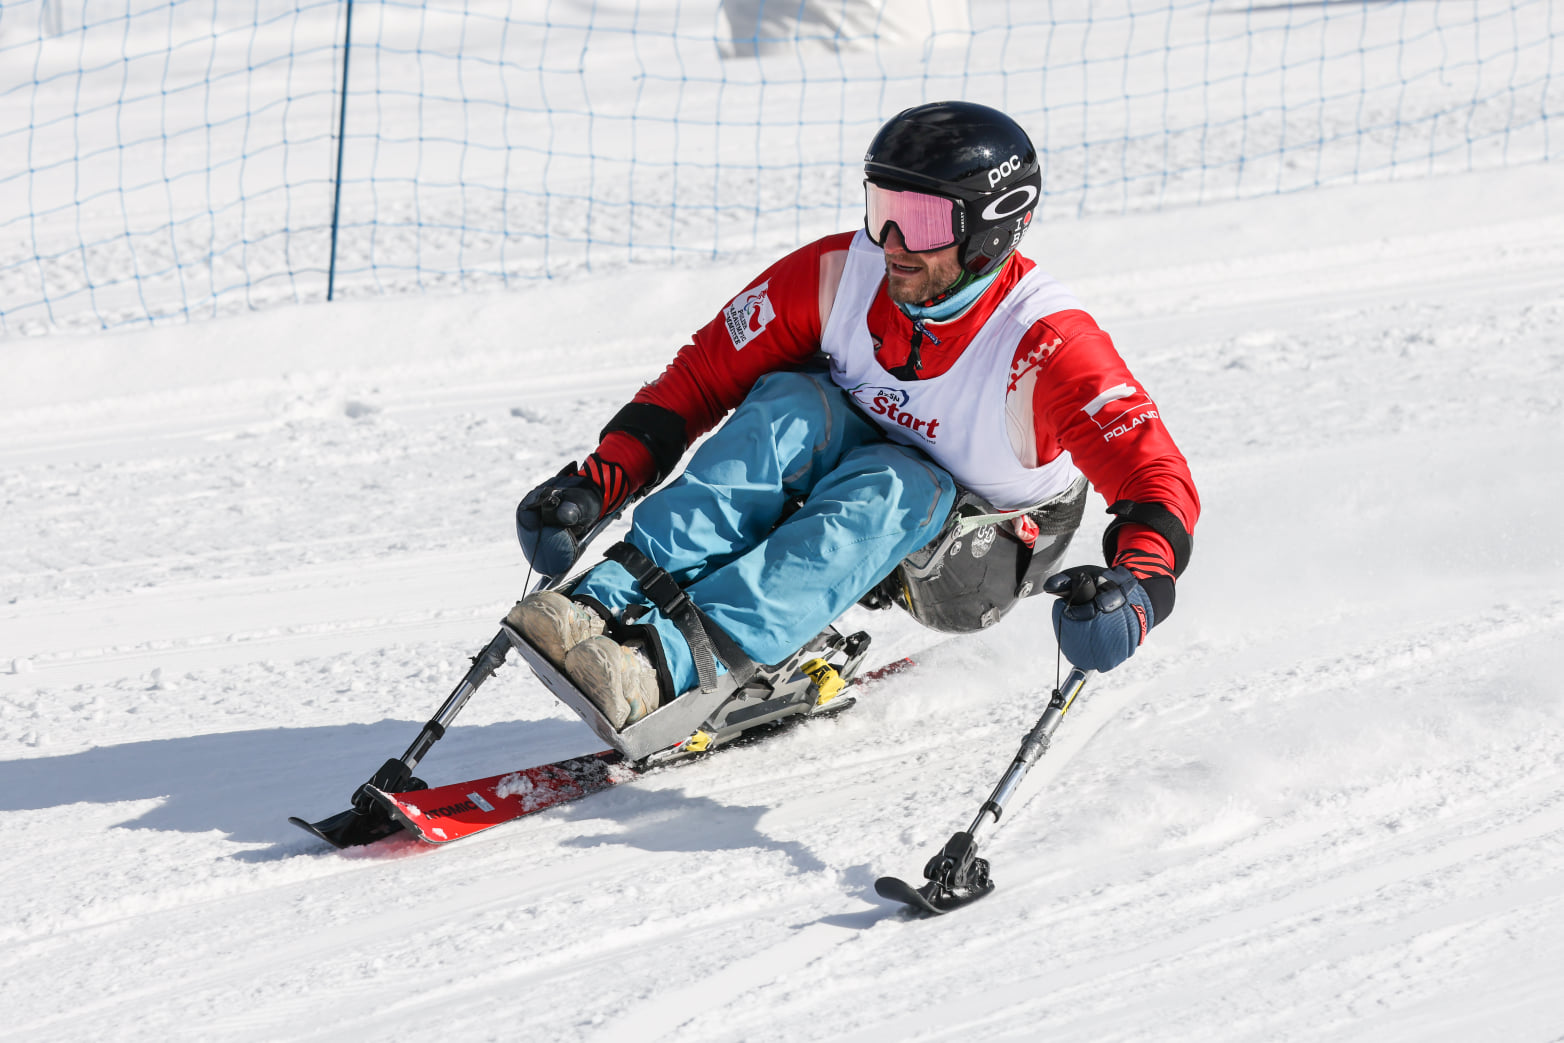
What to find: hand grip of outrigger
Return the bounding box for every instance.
[290,510,624,848]
[878,665,1094,913]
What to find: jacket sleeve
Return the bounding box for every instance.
[590,232,857,493]
[1025,311,1201,615]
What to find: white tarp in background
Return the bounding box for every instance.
[718,0,970,57]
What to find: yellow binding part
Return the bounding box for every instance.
[802,658,846,706]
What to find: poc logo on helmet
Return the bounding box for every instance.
[987,154,1022,187]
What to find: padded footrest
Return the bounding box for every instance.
[502,623,744,762]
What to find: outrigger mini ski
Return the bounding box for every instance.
[874,665,1093,915]
[288,627,514,848]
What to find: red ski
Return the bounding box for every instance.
[367,751,639,844]
[356,655,916,846]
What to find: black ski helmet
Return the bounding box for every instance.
[863,100,1043,278]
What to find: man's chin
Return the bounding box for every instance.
[885,271,930,304]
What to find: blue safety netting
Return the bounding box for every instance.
[1,0,1559,335]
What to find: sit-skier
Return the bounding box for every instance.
[510,100,1200,730]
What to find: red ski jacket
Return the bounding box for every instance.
[588,232,1200,593]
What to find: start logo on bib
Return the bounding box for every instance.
[724,281,775,350]
[848,383,942,442]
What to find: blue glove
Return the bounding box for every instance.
[515,463,604,578]
[1044,565,1155,672]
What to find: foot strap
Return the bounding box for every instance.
[604,542,758,693]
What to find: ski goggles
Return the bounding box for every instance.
[864,181,961,252]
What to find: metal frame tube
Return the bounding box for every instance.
[396,630,513,771]
[966,667,1092,844]
[380,509,626,777]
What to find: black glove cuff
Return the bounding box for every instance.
[601,402,688,486]
[1139,573,1175,625]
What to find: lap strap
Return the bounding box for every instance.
[604,542,758,693]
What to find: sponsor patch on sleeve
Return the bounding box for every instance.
[723,280,775,350]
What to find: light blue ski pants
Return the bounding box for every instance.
[573,370,957,696]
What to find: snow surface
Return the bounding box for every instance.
[4,115,1564,1043]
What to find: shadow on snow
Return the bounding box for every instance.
[0,716,595,846]
[556,785,830,876]
[0,717,857,881]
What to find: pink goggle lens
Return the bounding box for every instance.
[864,182,958,252]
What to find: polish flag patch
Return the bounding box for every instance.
[1082,382,1159,442]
